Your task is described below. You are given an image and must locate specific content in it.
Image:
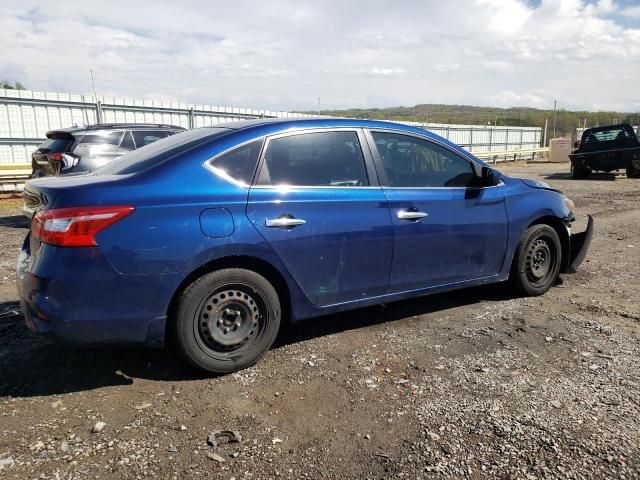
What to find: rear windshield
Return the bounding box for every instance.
[38,137,72,153]
[94,127,231,175]
[582,126,634,144]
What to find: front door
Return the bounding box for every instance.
[247,129,393,306]
[367,130,509,292]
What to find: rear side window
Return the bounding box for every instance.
[132,130,170,148]
[38,137,72,153]
[95,127,231,175]
[211,139,263,185]
[371,131,475,188]
[79,131,124,146]
[257,131,369,187]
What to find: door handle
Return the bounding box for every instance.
[397,210,428,221]
[265,216,307,228]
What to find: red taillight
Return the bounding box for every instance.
[46,153,63,161]
[32,206,134,247]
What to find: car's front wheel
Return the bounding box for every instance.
[510,224,562,296]
[175,268,281,374]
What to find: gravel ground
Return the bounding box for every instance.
[0,162,638,479]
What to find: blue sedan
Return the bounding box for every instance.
[17,118,593,373]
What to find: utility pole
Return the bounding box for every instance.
[90,69,98,100]
[543,118,548,147]
[90,69,102,124]
[317,97,320,116]
[552,100,557,139]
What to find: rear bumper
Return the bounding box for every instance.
[570,154,634,172]
[562,215,594,274]
[17,234,179,347]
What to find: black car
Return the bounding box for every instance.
[31,123,186,177]
[570,123,640,179]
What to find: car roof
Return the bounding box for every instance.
[217,117,417,131]
[196,117,467,154]
[48,123,186,135]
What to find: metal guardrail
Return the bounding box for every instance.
[0,165,30,193]
[473,147,549,163]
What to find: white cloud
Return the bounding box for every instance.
[0,0,638,111]
[369,67,407,76]
[487,90,549,108]
[621,5,640,18]
[476,0,533,35]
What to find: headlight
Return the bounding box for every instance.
[564,197,575,214]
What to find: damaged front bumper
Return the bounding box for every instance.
[562,214,594,274]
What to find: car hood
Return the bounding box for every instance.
[519,178,563,194]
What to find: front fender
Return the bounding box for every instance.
[501,178,573,277]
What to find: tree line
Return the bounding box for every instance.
[309,104,640,139]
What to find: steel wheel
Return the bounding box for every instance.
[176,268,281,374]
[525,236,558,287]
[195,284,266,355]
[511,224,562,296]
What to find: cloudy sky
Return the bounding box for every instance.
[1,0,639,112]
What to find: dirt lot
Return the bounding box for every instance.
[0,162,639,479]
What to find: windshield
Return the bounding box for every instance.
[95,127,231,175]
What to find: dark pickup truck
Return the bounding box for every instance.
[570,123,640,179]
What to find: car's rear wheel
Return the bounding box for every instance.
[510,224,562,296]
[175,268,281,374]
[571,163,590,179]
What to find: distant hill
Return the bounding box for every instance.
[303,104,640,138]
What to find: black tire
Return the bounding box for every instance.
[175,268,281,374]
[510,224,562,296]
[571,163,590,179]
[626,164,640,178]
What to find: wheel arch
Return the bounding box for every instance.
[165,255,292,347]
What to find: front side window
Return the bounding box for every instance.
[371,131,475,188]
[258,131,369,187]
[211,139,263,185]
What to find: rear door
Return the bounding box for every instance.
[367,130,509,292]
[247,129,393,306]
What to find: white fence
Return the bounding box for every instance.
[0,88,542,166]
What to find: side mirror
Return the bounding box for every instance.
[475,166,496,187]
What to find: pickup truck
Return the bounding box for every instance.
[569,123,640,179]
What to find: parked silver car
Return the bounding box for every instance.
[31,123,185,177]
